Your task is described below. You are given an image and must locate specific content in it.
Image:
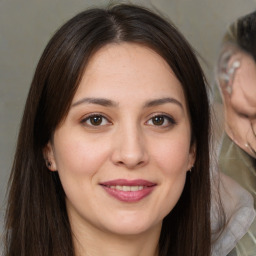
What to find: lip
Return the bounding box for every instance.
[100,179,156,202]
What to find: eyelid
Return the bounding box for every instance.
[80,112,112,127]
[145,112,177,127]
[79,112,177,129]
[237,112,249,119]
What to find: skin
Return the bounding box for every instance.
[45,43,195,256]
[220,50,256,158]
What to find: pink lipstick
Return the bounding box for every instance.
[100,179,156,202]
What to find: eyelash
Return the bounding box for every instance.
[80,113,112,128]
[145,113,177,127]
[80,113,177,128]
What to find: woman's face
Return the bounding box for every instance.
[45,43,195,237]
[220,50,256,157]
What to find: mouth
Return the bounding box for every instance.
[99,179,157,202]
[105,185,145,191]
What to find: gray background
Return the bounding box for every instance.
[1,0,256,237]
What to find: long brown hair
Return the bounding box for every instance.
[4,4,211,255]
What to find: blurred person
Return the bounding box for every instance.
[217,10,256,256]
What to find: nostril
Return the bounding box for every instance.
[137,161,145,166]
[114,159,146,169]
[110,139,149,169]
[116,160,124,166]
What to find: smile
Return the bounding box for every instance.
[108,185,144,191]
[100,179,156,202]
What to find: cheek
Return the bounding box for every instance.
[53,136,112,210]
[151,139,189,218]
[150,135,191,175]
[53,135,110,176]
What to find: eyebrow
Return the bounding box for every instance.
[72,97,118,107]
[71,97,183,109]
[143,97,183,110]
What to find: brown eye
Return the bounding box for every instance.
[146,114,176,128]
[81,114,110,127]
[152,116,165,125]
[90,115,103,126]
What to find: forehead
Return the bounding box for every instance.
[233,52,256,101]
[230,51,256,116]
[85,43,173,79]
[73,43,186,106]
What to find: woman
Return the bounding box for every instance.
[4,4,211,256]
[216,10,256,256]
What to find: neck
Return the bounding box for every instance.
[70,218,161,256]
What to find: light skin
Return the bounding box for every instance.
[220,50,256,158]
[45,43,195,256]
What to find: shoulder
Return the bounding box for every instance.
[211,173,255,256]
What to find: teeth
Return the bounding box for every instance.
[123,186,130,191]
[109,185,144,191]
[116,185,122,190]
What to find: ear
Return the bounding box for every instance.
[43,142,57,171]
[219,78,232,102]
[187,143,196,171]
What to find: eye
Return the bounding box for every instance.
[238,112,249,119]
[81,114,111,127]
[146,114,176,127]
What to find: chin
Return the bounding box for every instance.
[100,212,163,236]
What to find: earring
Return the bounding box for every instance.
[225,60,240,95]
[189,165,194,172]
[47,161,51,167]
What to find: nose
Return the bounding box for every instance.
[110,124,149,169]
